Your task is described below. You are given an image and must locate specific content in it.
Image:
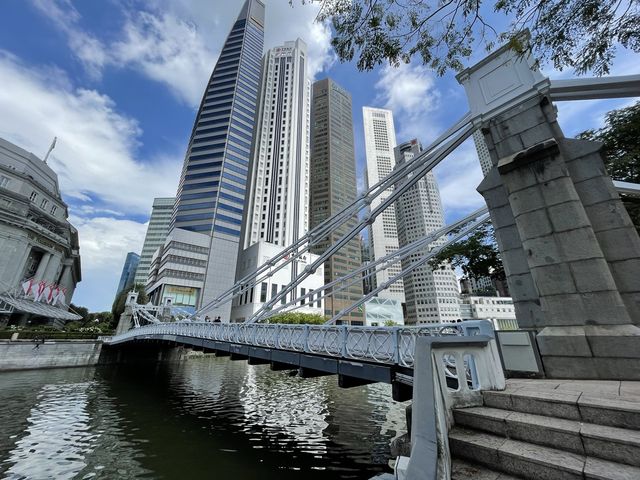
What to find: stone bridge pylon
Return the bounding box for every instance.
[457,43,640,379]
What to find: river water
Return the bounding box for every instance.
[0,356,408,479]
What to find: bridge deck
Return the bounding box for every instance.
[104,321,493,400]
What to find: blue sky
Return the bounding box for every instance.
[0,0,637,311]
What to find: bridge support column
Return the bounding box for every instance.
[458,44,640,379]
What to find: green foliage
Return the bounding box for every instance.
[111,283,149,324]
[266,312,326,325]
[300,0,639,75]
[69,303,89,322]
[579,101,640,233]
[383,319,399,327]
[429,224,505,281]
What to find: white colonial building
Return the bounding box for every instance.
[362,107,405,303]
[0,137,81,327]
[394,139,460,324]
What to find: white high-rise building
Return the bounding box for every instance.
[134,197,174,285]
[362,107,405,303]
[472,130,493,176]
[232,39,323,322]
[394,139,460,324]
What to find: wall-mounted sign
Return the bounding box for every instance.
[21,278,67,306]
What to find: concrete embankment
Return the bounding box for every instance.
[0,340,103,371]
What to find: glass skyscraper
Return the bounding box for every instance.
[310,78,364,324]
[170,0,265,318]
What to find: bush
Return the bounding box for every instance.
[266,312,326,325]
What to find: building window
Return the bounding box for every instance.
[260,282,267,303]
[40,199,48,209]
[29,191,37,202]
[0,175,9,188]
[50,205,57,215]
[301,288,306,305]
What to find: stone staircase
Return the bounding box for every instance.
[448,381,640,480]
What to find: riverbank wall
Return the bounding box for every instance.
[0,340,103,371]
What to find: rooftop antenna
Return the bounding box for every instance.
[43,136,57,164]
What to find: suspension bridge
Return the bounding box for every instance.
[103,40,640,480]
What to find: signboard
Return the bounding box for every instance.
[162,285,199,307]
[21,278,67,306]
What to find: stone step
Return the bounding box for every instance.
[453,406,640,466]
[449,427,640,480]
[482,388,640,429]
[451,458,522,479]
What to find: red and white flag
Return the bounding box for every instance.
[22,278,34,296]
[34,281,47,302]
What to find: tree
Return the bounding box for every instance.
[266,312,326,324]
[111,283,149,324]
[69,303,89,322]
[303,0,639,75]
[579,101,640,233]
[429,224,505,283]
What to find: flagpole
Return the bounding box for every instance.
[43,136,57,164]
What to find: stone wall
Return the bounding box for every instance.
[0,340,102,371]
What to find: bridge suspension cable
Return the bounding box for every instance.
[248,206,489,324]
[191,112,474,319]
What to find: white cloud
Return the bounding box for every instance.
[0,51,181,309]
[30,0,109,79]
[70,216,148,311]
[31,0,335,107]
[433,138,485,219]
[374,63,441,142]
[0,51,180,214]
[112,12,217,106]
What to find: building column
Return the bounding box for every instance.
[33,252,51,280]
[43,254,61,284]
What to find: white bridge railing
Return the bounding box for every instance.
[107,320,494,368]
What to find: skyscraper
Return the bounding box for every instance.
[472,130,493,176]
[134,197,174,285]
[231,39,324,322]
[362,107,405,303]
[161,0,265,319]
[116,252,140,294]
[394,139,460,324]
[240,39,310,250]
[309,78,364,324]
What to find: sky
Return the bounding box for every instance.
[0,0,637,312]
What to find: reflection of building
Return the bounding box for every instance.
[362,107,405,303]
[159,0,265,320]
[0,137,81,327]
[394,139,460,324]
[134,197,174,285]
[232,39,322,321]
[459,294,518,330]
[363,297,404,326]
[310,78,364,324]
[116,252,139,294]
[146,228,210,313]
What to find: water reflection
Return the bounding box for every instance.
[0,357,407,479]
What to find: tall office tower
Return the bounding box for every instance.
[116,252,140,294]
[472,130,493,175]
[134,197,174,285]
[309,78,364,324]
[362,107,405,303]
[162,0,264,319]
[394,139,460,324]
[241,39,310,249]
[231,39,324,322]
